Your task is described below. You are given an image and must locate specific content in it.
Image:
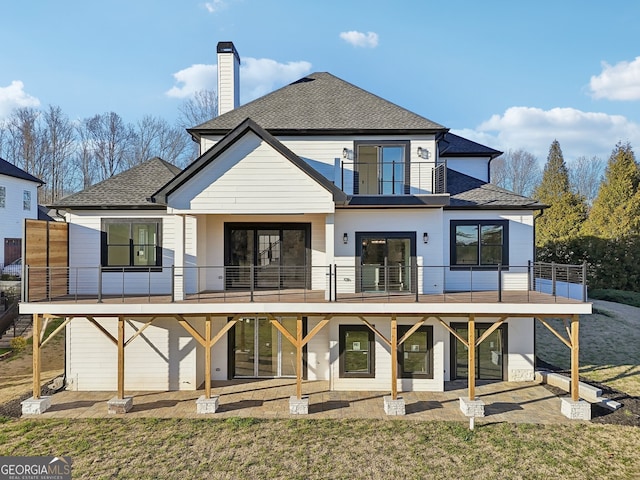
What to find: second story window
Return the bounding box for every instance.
[23,190,31,211]
[101,219,162,269]
[0,186,5,208]
[354,141,410,195]
[450,220,509,269]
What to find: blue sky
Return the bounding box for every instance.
[2,0,640,163]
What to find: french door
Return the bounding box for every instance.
[230,317,305,378]
[356,232,416,293]
[451,323,507,380]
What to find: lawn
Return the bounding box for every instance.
[0,417,638,479]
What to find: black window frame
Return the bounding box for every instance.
[339,324,375,378]
[398,325,434,379]
[450,220,509,270]
[101,218,163,271]
[353,140,411,195]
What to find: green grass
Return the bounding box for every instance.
[0,418,638,479]
[589,289,640,308]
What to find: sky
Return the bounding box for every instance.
[2,0,640,164]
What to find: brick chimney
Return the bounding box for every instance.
[217,41,240,115]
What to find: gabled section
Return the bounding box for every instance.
[154,118,348,214]
[0,156,43,184]
[51,157,181,209]
[439,133,502,158]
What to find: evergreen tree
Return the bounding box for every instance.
[533,140,587,247]
[583,142,640,239]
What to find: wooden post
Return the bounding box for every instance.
[296,316,303,400]
[205,316,212,399]
[571,314,580,401]
[117,316,125,400]
[390,315,398,400]
[32,314,41,399]
[468,314,476,401]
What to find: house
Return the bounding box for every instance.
[20,42,592,419]
[0,157,43,275]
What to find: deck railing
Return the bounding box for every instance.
[23,262,588,304]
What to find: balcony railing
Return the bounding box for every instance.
[23,262,588,304]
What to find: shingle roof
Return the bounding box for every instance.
[439,133,502,158]
[447,169,545,209]
[0,157,43,184]
[51,157,181,209]
[190,72,446,134]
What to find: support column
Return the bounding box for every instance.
[460,314,484,418]
[384,315,405,415]
[205,316,212,399]
[561,314,590,419]
[109,316,132,413]
[289,316,309,414]
[173,214,186,301]
[325,214,335,301]
[21,314,52,415]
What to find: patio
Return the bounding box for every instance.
[26,379,578,424]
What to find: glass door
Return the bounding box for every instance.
[256,230,281,289]
[451,324,506,380]
[357,233,415,293]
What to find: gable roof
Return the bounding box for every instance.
[154,118,348,205]
[189,72,447,136]
[51,157,181,209]
[439,133,502,158]
[447,169,545,209]
[0,157,43,184]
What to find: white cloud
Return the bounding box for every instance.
[453,106,640,161]
[203,0,226,14]
[339,31,379,48]
[165,58,312,103]
[0,81,40,118]
[590,57,640,100]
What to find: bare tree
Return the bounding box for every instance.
[74,122,96,189]
[80,112,136,182]
[568,155,605,207]
[133,115,191,167]
[177,89,218,161]
[490,149,541,197]
[42,105,76,203]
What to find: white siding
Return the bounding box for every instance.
[217,49,239,116]
[443,211,534,292]
[0,174,39,264]
[66,317,199,391]
[447,157,490,182]
[170,132,335,214]
[66,210,175,296]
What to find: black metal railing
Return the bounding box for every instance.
[23,262,588,304]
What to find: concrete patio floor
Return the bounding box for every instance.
[26,379,580,424]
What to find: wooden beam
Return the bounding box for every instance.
[86,316,117,346]
[468,314,476,401]
[124,317,157,347]
[536,317,572,349]
[32,314,41,399]
[358,316,391,348]
[562,317,572,341]
[390,315,398,401]
[117,316,125,400]
[40,317,50,344]
[435,316,468,347]
[571,314,580,402]
[475,317,506,348]
[174,315,206,348]
[296,316,303,400]
[301,317,331,347]
[40,317,73,348]
[270,318,297,347]
[398,317,427,346]
[210,319,239,347]
[205,316,212,399]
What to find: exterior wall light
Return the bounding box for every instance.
[342,148,353,160]
[417,147,429,159]
[343,233,349,244]
[423,232,429,244]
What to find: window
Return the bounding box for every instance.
[0,186,5,208]
[354,140,410,195]
[23,190,31,211]
[399,325,433,378]
[101,219,161,269]
[339,325,375,378]
[450,220,508,268]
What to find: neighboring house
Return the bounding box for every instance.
[21,42,591,419]
[0,156,43,270]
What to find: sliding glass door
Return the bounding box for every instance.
[451,323,507,381]
[356,232,416,293]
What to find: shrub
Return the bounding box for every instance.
[10,336,27,353]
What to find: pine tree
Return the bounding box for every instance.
[583,142,640,239]
[533,140,587,247]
